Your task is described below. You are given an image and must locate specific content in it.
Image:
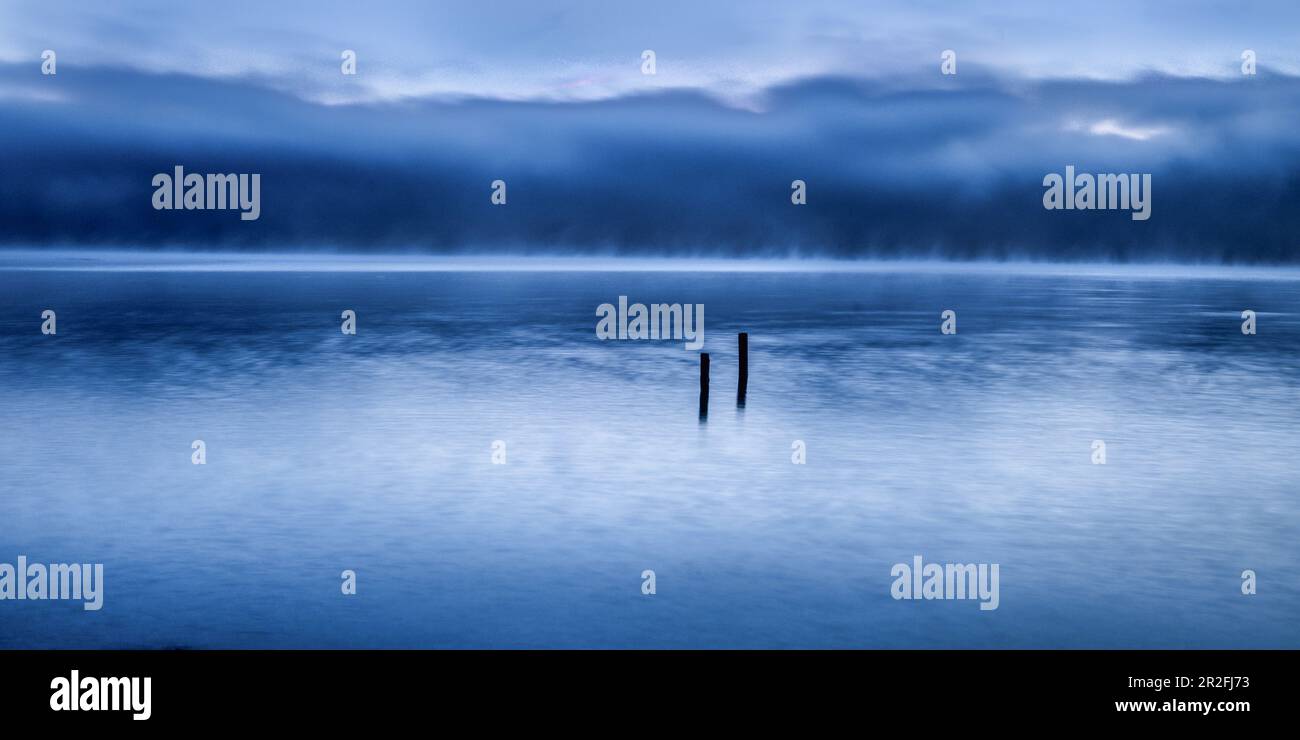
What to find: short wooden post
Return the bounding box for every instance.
[699,353,710,418]
[737,332,748,406]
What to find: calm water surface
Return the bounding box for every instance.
[1,260,1297,647]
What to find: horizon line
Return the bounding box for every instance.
[3,249,1300,281]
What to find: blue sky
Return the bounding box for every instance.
[2,1,1299,260]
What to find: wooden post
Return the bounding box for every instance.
[699,353,710,418]
[737,332,748,406]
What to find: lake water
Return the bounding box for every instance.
[1,254,1297,648]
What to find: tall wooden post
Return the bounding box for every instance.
[737,332,748,406]
[699,353,710,418]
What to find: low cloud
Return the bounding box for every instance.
[2,64,1299,262]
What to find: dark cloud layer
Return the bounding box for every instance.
[2,64,1299,262]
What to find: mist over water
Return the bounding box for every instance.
[1,257,1297,647]
[6,61,1300,263]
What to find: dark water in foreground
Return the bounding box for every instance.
[0,257,1297,647]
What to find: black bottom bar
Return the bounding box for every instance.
[0,649,1283,727]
